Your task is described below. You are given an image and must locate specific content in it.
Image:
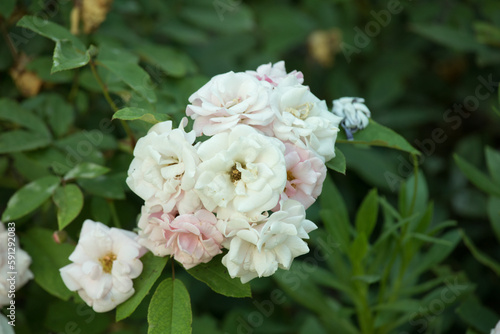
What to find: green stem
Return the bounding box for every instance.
[107,199,121,228]
[89,59,136,147]
[408,154,419,215]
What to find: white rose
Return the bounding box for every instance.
[195,125,286,216]
[126,118,200,213]
[186,71,274,136]
[491,321,500,334]
[331,97,371,134]
[270,77,343,162]
[246,61,304,86]
[0,223,33,308]
[222,199,317,283]
[60,220,146,312]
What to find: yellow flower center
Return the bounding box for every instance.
[229,164,242,183]
[285,102,312,120]
[99,253,117,274]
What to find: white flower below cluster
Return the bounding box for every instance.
[60,220,146,312]
[331,97,371,134]
[0,223,33,308]
[186,71,273,136]
[126,119,200,214]
[222,199,317,283]
[195,125,286,217]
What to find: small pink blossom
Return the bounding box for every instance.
[274,143,326,210]
[247,61,304,86]
[137,205,176,257]
[163,210,224,269]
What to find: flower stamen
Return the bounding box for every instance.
[99,252,117,274]
[285,102,312,120]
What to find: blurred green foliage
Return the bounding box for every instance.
[1,0,500,333]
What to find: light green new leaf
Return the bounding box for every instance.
[454,154,500,197]
[187,254,251,298]
[326,148,346,174]
[113,107,170,124]
[485,146,500,184]
[64,162,110,181]
[148,278,192,334]
[461,230,500,276]
[337,120,419,155]
[117,253,169,321]
[53,184,84,230]
[2,176,60,221]
[355,189,378,238]
[99,60,157,103]
[21,228,74,300]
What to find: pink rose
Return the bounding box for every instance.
[274,143,326,210]
[163,210,224,269]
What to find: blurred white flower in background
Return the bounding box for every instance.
[60,220,146,312]
[0,222,33,308]
[491,320,500,334]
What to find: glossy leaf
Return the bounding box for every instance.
[52,40,91,73]
[2,176,60,221]
[326,148,346,174]
[21,228,74,300]
[53,184,84,230]
[187,254,251,298]
[116,253,169,321]
[148,278,192,334]
[337,120,419,155]
[64,162,110,181]
[113,107,170,124]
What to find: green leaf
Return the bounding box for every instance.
[457,296,499,334]
[64,162,110,181]
[351,275,381,285]
[0,130,52,154]
[113,107,170,124]
[474,22,500,47]
[181,3,254,34]
[461,230,500,276]
[319,175,351,253]
[487,196,500,242]
[77,174,125,200]
[16,15,86,50]
[355,189,378,238]
[0,98,51,136]
[485,146,500,184]
[337,120,419,155]
[326,148,346,174]
[407,232,452,246]
[21,228,74,300]
[53,184,84,230]
[187,254,251,298]
[0,0,15,19]
[137,44,190,78]
[99,60,157,103]
[52,40,91,73]
[2,175,60,221]
[454,154,500,197]
[410,24,481,52]
[349,233,369,263]
[116,253,169,321]
[148,278,192,334]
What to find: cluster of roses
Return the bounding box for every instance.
[56,61,372,313]
[126,62,346,283]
